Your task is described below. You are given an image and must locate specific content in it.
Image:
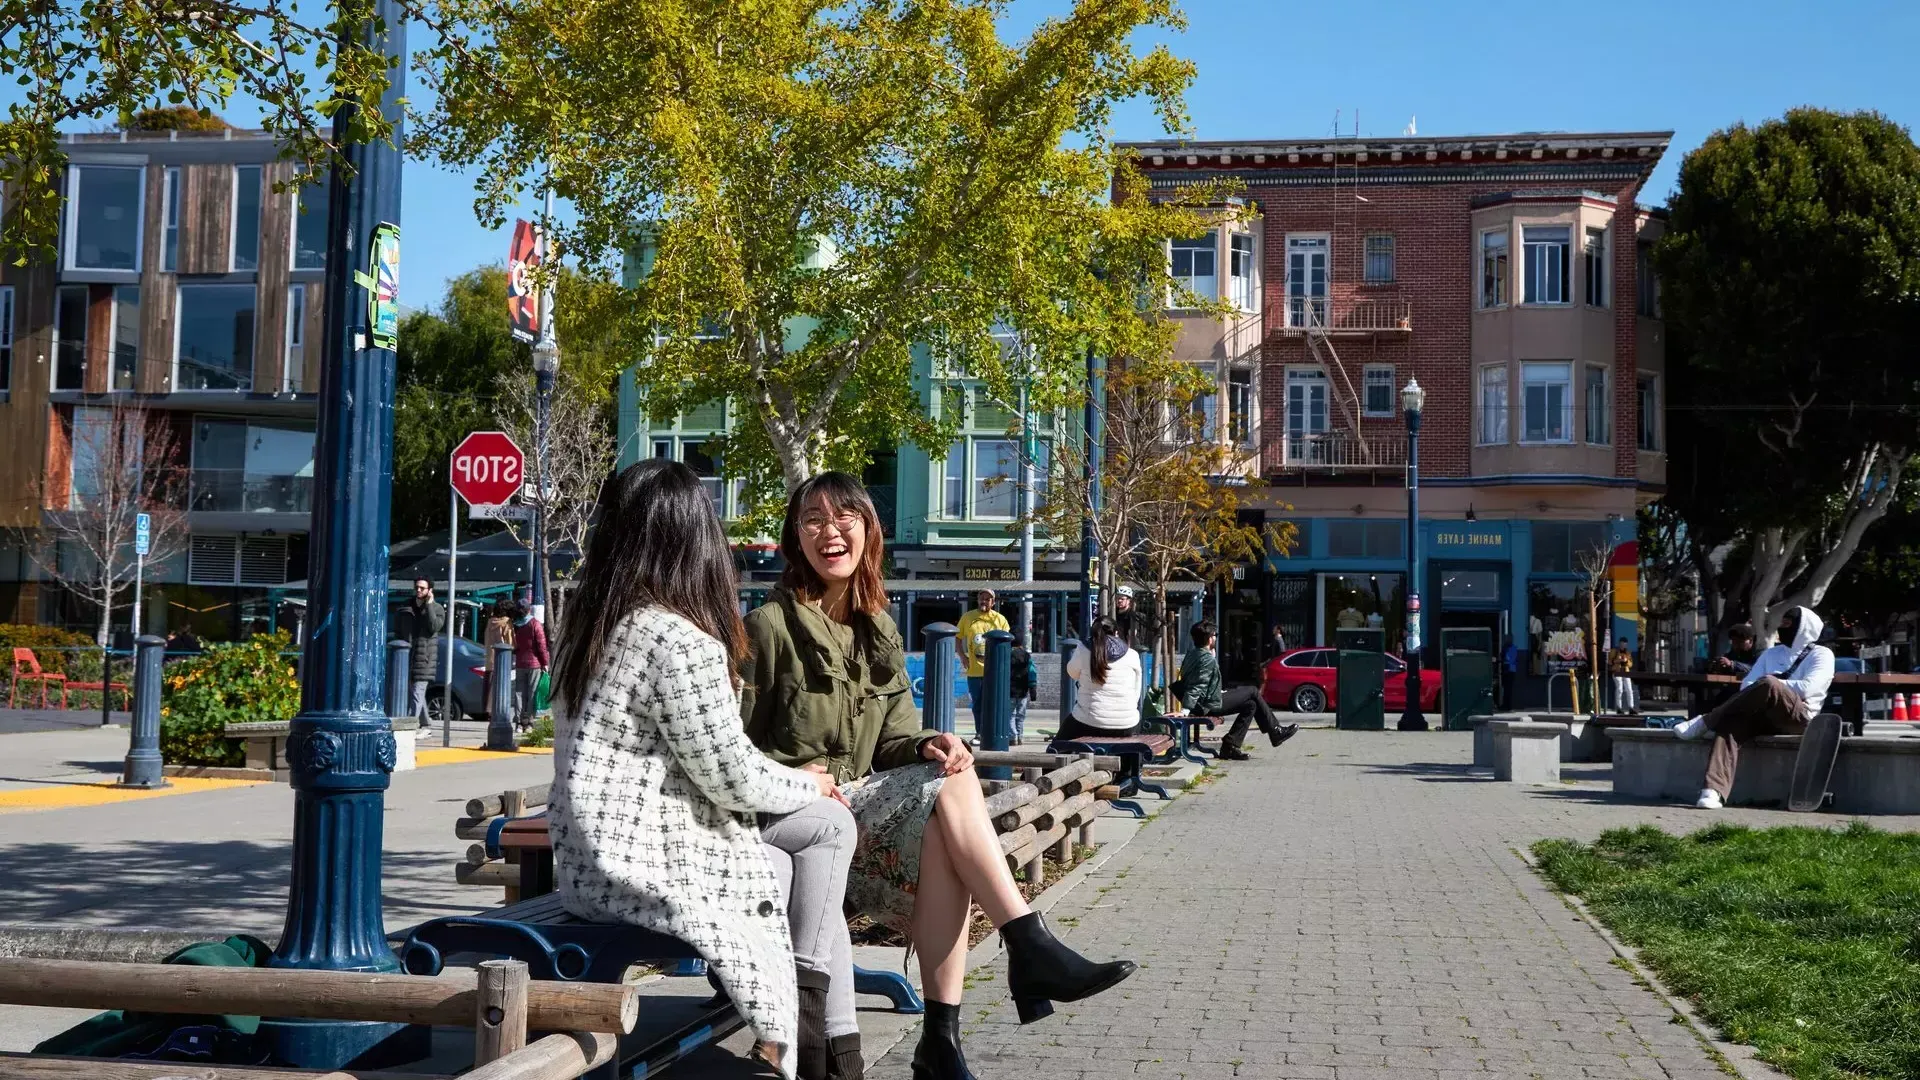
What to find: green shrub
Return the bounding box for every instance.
[521,714,555,748]
[161,631,301,766]
[0,624,98,705]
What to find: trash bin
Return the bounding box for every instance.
[1335,628,1386,731]
[1440,627,1497,731]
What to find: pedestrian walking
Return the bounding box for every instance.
[406,578,445,728]
[956,590,1009,718]
[511,601,550,730]
[1008,641,1037,745]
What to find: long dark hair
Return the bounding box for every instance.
[1086,615,1120,683]
[552,459,747,709]
[778,471,889,617]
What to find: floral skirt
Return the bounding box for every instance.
[842,762,946,933]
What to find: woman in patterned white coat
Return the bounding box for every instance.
[548,460,841,1078]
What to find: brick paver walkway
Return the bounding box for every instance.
[875,729,1920,1080]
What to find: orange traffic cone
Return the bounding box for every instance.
[1893,693,1910,723]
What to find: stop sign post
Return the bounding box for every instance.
[450,431,525,507]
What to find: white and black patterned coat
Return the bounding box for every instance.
[549,606,817,1073]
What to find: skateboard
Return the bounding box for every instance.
[1788,712,1843,812]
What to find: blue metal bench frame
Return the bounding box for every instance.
[1046,735,1176,817]
[1146,713,1215,764]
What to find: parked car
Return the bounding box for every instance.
[425,636,494,724]
[1260,646,1442,714]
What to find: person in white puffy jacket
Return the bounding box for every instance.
[1058,615,1143,742]
[1674,605,1834,809]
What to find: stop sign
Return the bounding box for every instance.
[449,431,526,506]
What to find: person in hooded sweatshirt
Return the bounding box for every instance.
[1058,615,1143,742]
[1673,605,1834,809]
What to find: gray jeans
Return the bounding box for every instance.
[409,679,430,722]
[514,668,542,724]
[761,798,859,1039]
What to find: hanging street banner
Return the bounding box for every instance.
[508,219,542,344]
[360,222,400,351]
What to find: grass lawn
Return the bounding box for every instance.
[1533,822,1920,1080]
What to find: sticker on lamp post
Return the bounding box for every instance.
[366,222,401,350]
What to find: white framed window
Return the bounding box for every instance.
[1227,367,1254,444]
[1480,229,1509,308]
[292,177,329,270]
[941,441,966,519]
[232,165,263,272]
[1229,233,1256,311]
[1584,226,1608,307]
[1362,364,1395,418]
[1286,234,1329,327]
[284,284,307,392]
[1523,225,1571,304]
[174,283,257,391]
[0,285,14,395]
[64,164,145,272]
[1584,365,1609,444]
[651,439,672,460]
[162,167,181,272]
[680,441,726,517]
[1521,361,1573,443]
[1170,234,1217,304]
[111,285,139,391]
[1638,375,1660,451]
[972,439,1019,520]
[54,285,88,391]
[1188,390,1219,442]
[1479,365,1509,445]
[1284,366,1329,463]
[1364,234,1395,284]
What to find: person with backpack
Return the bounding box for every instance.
[1674,606,1834,809]
[1008,640,1038,745]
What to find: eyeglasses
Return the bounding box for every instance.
[800,512,862,537]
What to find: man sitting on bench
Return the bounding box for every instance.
[1675,605,1834,809]
[1176,620,1297,760]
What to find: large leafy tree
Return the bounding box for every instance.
[0,0,422,261]
[1657,108,1920,640]
[414,0,1222,514]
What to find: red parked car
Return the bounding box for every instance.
[1261,646,1442,713]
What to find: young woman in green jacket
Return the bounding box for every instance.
[740,472,1136,1080]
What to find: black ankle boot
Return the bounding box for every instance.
[911,1000,974,1080]
[1001,912,1137,1024]
[796,968,830,1080]
[826,1033,865,1080]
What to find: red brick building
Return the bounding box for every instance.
[1121,131,1672,686]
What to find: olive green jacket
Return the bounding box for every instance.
[740,586,939,784]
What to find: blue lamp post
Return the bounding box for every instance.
[262,0,416,1066]
[1397,378,1428,732]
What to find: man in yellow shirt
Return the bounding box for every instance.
[957,589,1011,719]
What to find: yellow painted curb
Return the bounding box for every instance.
[415,746,554,768]
[0,775,265,814]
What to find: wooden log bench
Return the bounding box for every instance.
[1609,724,1920,813]
[0,955,629,1079]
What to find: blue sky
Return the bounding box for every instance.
[28,0,1920,310]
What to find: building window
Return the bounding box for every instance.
[0,286,13,394]
[1284,367,1330,463]
[1364,234,1395,284]
[1286,235,1329,327]
[65,165,144,272]
[1531,521,1610,574]
[651,439,671,460]
[1479,229,1508,308]
[1520,361,1573,444]
[292,177,329,270]
[175,284,256,391]
[284,284,307,392]
[112,286,139,391]
[162,167,181,272]
[1638,375,1660,451]
[1479,365,1508,445]
[1186,389,1219,443]
[972,439,1019,520]
[231,165,263,271]
[1227,367,1254,444]
[1523,225,1571,304]
[190,417,316,513]
[679,442,725,517]
[1583,226,1607,307]
[1170,235,1217,304]
[1584,365,1610,445]
[1636,241,1661,316]
[1362,365,1395,418]
[1228,233,1256,311]
[69,406,136,511]
[54,285,88,391]
[941,441,966,519]
[1325,521,1404,559]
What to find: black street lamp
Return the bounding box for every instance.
[1398,378,1429,732]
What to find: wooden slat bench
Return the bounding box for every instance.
[1045,733,1177,817]
[1145,712,1215,764]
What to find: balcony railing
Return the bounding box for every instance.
[1281,296,1412,335]
[1278,432,1408,470]
[190,470,314,514]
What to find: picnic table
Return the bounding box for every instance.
[1632,670,1920,735]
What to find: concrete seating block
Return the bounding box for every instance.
[1609,727,1920,813]
[1489,720,1570,784]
